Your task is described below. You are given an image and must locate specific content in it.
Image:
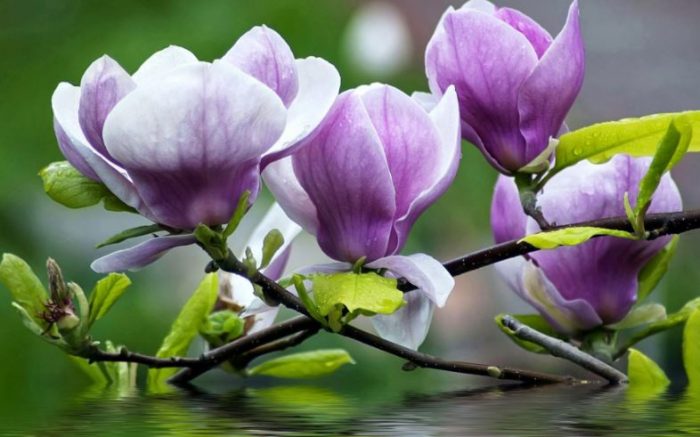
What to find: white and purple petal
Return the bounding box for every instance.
[372,291,435,350]
[91,234,196,273]
[103,61,287,229]
[223,25,299,106]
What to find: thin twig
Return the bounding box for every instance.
[169,315,317,383]
[87,346,202,368]
[500,315,628,384]
[232,327,320,369]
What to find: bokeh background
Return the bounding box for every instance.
[2,0,700,431]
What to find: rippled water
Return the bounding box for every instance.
[3,381,699,436]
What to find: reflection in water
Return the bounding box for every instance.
[4,382,699,436]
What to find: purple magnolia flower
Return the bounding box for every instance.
[424,0,584,174]
[491,155,682,334]
[50,26,340,273]
[264,84,460,349]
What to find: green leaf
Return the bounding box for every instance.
[628,119,692,235]
[199,310,245,348]
[311,272,403,316]
[520,226,636,249]
[39,161,133,212]
[627,348,670,389]
[616,298,700,355]
[222,191,250,239]
[608,303,667,330]
[495,313,561,354]
[247,349,355,378]
[87,273,131,328]
[147,273,219,386]
[553,111,700,172]
[637,236,679,301]
[96,224,164,248]
[0,254,48,326]
[260,229,284,269]
[683,309,700,388]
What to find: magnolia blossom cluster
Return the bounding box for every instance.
[50,0,682,347]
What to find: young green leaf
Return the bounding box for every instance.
[683,309,700,388]
[494,313,561,354]
[67,356,110,385]
[147,273,219,385]
[260,229,284,269]
[616,297,700,355]
[96,224,165,248]
[0,254,48,326]
[222,191,251,239]
[199,310,245,348]
[520,227,636,250]
[628,118,691,235]
[247,349,355,378]
[311,272,403,316]
[553,111,700,172]
[39,161,133,212]
[87,273,131,328]
[627,348,670,389]
[608,303,667,330]
[637,236,679,302]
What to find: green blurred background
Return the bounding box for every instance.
[1,0,700,432]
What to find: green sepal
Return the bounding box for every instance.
[520,226,636,250]
[495,313,562,354]
[246,349,355,378]
[39,161,134,213]
[147,273,219,386]
[87,273,131,329]
[194,224,228,260]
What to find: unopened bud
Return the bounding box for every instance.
[57,312,80,332]
[47,258,69,304]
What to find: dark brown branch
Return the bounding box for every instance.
[86,346,202,368]
[169,251,575,385]
[232,327,320,369]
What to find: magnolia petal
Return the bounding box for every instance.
[294,262,352,276]
[410,91,439,112]
[518,0,584,162]
[458,0,496,14]
[51,83,150,215]
[223,25,299,106]
[78,55,136,160]
[495,257,602,333]
[367,253,454,307]
[103,61,287,229]
[490,175,527,244]
[131,45,199,85]
[360,85,449,254]
[260,57,341,168]
[292,92,396,262]
[389,86,461,254]
[244,202,301,276]
[263,157,320,235]
[425,7,538,172]
[495,7,553,58]
[372,291,435,350]
[90,234,196,273]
